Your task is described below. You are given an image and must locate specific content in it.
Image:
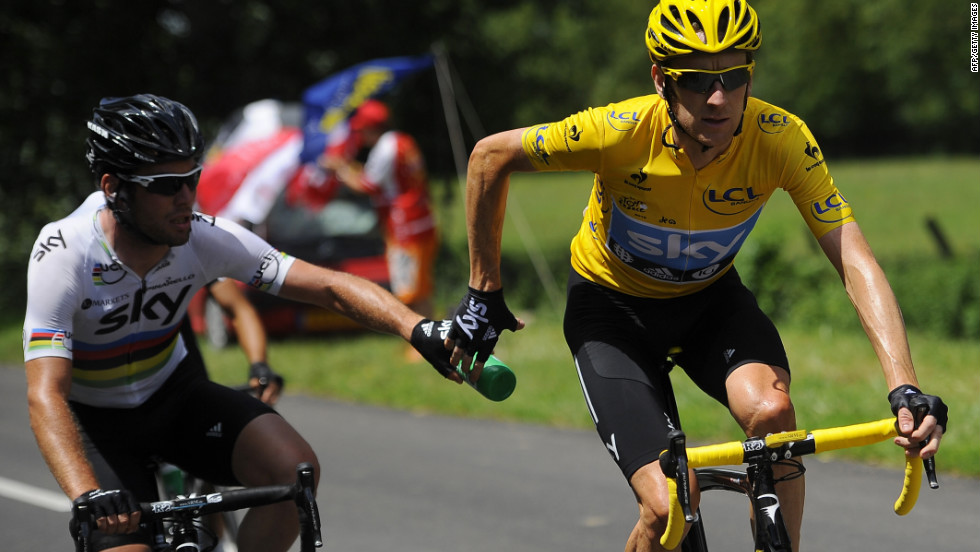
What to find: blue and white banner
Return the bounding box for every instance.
[300,54,434,162]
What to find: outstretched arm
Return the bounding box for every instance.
[277,259,461,382]
[817,222,944,456]
[278,259,421,340]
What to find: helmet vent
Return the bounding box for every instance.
[660,13,680,37]
[686,11,706,45]
[717,7,730,43]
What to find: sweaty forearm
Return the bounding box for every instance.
[465,129,532,291]
[841,254,918,389]
[28,393,99,499]
[821,224,918,389]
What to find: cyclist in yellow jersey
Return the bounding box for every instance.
[444,2,947,551]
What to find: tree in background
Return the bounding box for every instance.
[1,0,977,315]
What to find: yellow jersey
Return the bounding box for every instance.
[521,95,853,298]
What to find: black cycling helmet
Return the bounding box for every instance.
[86,94,204,177]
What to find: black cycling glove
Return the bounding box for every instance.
[447,287,519,362]
[888,384,948,433]
[77,488,140,522]
[249,361,284,390]
[410,318,456,379]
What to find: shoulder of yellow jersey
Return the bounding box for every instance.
[521,94,666,170]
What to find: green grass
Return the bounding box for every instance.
[6,156,978,476]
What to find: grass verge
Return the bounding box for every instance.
[194,311,978,478]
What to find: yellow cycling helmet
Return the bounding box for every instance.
[646,0,762,62]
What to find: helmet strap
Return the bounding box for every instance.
[661,78,748,154]
[662,81,713,153]
[107,184,166,246]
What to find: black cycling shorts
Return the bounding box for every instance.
[563,267,789,480]
[70,343,277,549]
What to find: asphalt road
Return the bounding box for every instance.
[1,365,976,551]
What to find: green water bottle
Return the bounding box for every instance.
[158,463,185,496]
[457,354,517,402]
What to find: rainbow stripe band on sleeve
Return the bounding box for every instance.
[28,328,71,352]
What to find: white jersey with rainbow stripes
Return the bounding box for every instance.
[24,205,294,408]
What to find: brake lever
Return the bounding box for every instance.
[662,430,695,522]
[912,404,939,490]
[294,462,323,548]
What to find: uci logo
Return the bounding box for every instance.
[92,262,127,285]
[606,110,639,132]
[250,251,283,291]
[758,113,791,134]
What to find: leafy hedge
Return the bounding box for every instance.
[721,236,977,341]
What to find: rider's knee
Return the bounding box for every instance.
[740,392,797,437]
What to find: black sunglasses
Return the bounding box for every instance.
[661,62,755,94]
[117,166,203,196]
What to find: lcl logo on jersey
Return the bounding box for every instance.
[606,110,639,132]
[758,113,791,134]
[525,125,552,166]
[702,184,764,215]
[811,191,852,223]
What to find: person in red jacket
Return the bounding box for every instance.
[322,100,438,326]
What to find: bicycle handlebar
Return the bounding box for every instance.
[658,418,935,550]
[72,463,321,552]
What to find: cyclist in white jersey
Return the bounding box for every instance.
[443,2,948,551]
[69,190,286,405]
[24,94,461,552]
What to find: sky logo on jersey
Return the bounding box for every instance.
[606,110,639,132]
[811,191,852,223]
[606,203,761,282]
[32,229,66,263]
[27,328,72,353]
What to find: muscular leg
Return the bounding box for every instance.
[231,413,319,552]
[726,362,803,551]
